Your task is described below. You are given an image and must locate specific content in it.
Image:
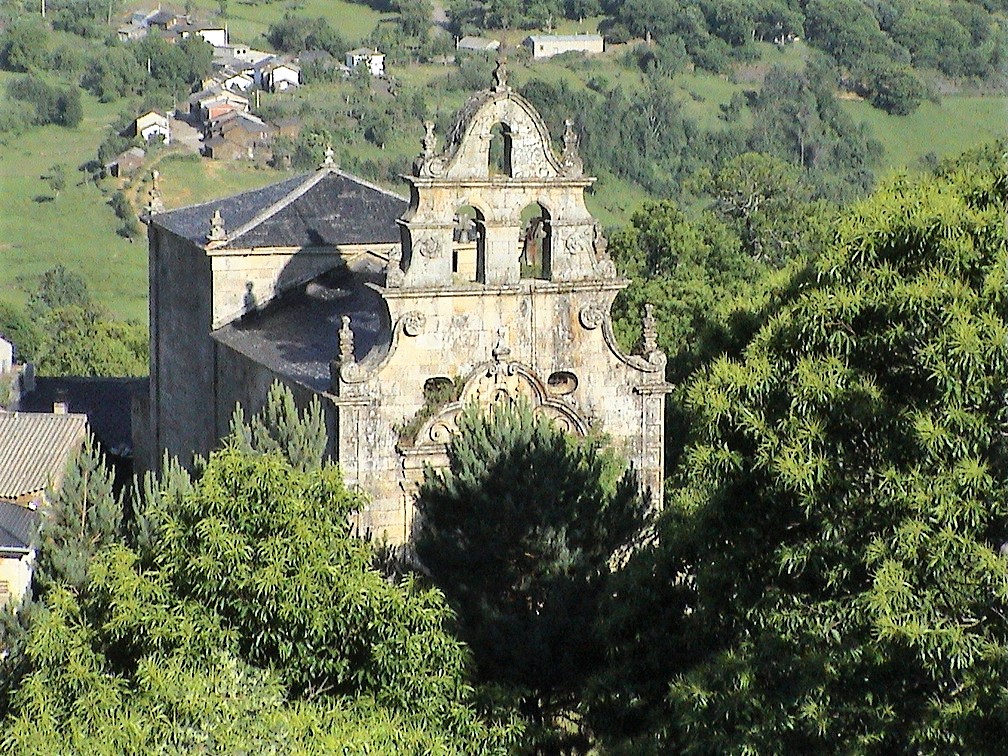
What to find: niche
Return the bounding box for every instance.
[547,370,578,395]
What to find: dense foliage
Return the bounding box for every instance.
[594,151,1008,751]
[416,401,647,747]
[1,387,521,752]
[0,266,149,377]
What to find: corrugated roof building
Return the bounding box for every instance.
[0,410,89,505]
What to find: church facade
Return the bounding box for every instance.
[143,64,669,543]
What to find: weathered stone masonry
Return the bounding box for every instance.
[143,66,670,544]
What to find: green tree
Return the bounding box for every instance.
[0,17,49,72]
[3,390,522,751]
[229,381,328,471]
[595,161,1008,750]
[416,401,647,745]
[708,151,827,262]
[36,435,122,592]
[41,164,65,199]
[0,302,43,363]
[396,0,433,37]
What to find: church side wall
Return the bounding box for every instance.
[150,228,215,467]
[213,341,336,463]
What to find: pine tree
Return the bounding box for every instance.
[36,434,121,592]
[415,401,648,741]
[229,381,327,471]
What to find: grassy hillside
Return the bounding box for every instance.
[1,25,1005,324]
[842,95,1008,170]
[0,75,148,321]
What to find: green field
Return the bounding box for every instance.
[842,95,1008,170]
[0,77,149,322]
[2,21,1006,325]
[123,0,384,48]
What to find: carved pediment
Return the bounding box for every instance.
[408,360,588,449]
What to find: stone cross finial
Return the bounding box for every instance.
[321,143,336,169]
[561,118,584,177]
[642,303,658,355]
[422,120,436,158]
[146,169,164,216]
[207,208,227,244]
[339,315,355,364]
[493,56,509,92]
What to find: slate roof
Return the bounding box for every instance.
[0,500,38,552]
[0,411,88,502]
[18,377,142,458]
[152,169,407,249]
[213,261,391,393]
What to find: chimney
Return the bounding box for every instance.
[53,402,67,414]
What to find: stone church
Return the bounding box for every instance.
[142,63,669,543]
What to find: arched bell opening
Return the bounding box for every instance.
[519,202,552,280]
[453,205,485,283]
[488,122,513,177]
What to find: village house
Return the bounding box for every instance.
[345,47,385,77]
[134,110,171,145]
[186,86,249,123]
[203,111,277,160]
[260,61,301,92]
[0,409,89,607]
[141,65,669,544]
[523,34,605,59]
[105,146,146,177]
[456,36,500,53]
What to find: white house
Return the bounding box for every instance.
[195,26,228,47]
[523,34,604,59]
[134,110,171,145]
[261,61,301,92]
[0,336,12,375]
[345,47,385,77]
[220,69,255,92]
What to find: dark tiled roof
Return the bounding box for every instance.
[152,169,407,249]
[213,261,391,393]
[19,377,143,458]
[0,501,38,551]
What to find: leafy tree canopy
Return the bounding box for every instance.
[595,153,1008,752]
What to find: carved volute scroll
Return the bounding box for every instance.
[398,71,612,288]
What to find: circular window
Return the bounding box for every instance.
[547,370,578,395]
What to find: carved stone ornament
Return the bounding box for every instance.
[415,236,443,259]
[385,246,405,287]
[642,303,658,355]
[147,170,164,216]
[339,315,355,365]
[493,56,509,92]
[579,305,603,330]
[422,120,436,158]
[561,119,584,177]
[592,222,617,276]
[402,311,426,336]
[321,143,336,169]
[206,208,227,244]
[564,227,591,256]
